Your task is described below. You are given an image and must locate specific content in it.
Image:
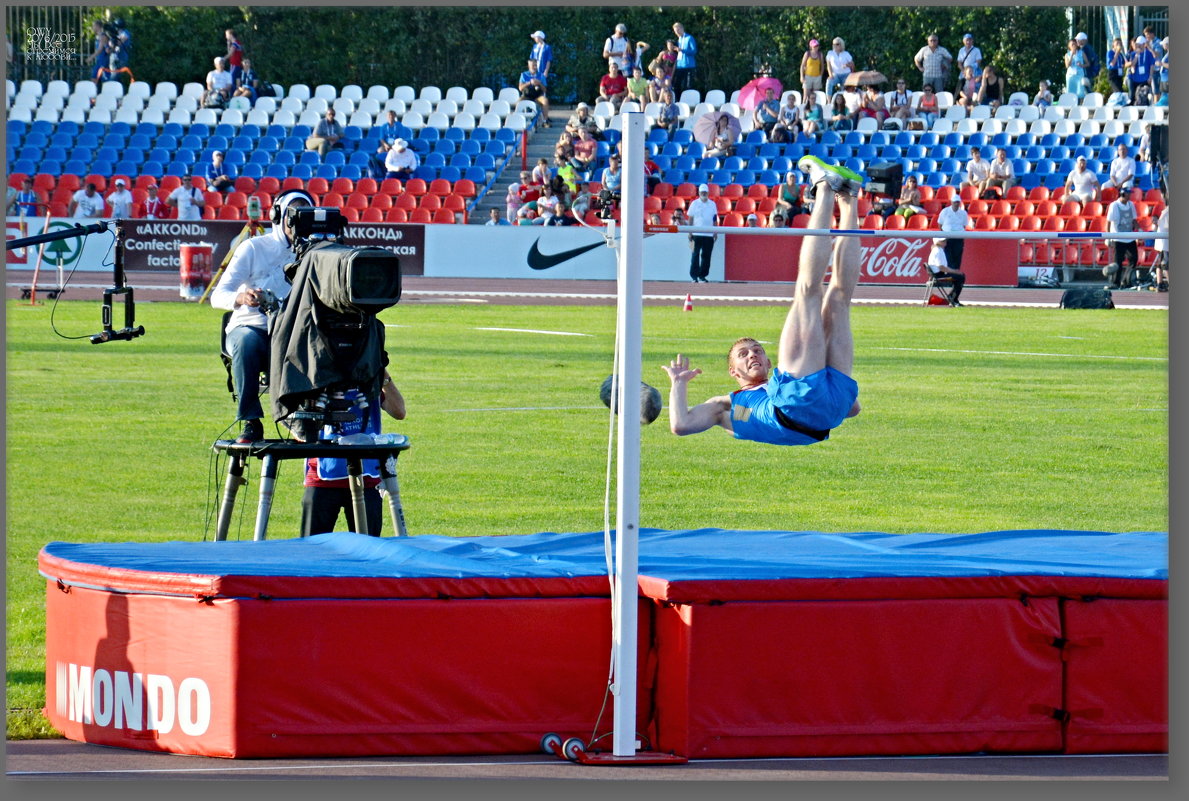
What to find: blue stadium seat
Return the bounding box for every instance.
[469,127,491,142]
[81,121,105,137]
[670,129,692,146]
[942,132,963,148]
[240,163,264,180]
[325,150,346,166]
[423,152,446,169]
[114,160,137,176]
[462,166,486,184]
[212,123,235,139]
[207,135,229,151]
[1014,133,1035,149]
[255,135,278,152]
[223,150,245,165]
[1064,133,1085,148]
[646,127,668,145]
[292,124,313,139]
[248,150,272,165]
[919,132,940,147]
[734,142,756,160]
[134,122,159,139]
[347,151,371,167]
[939,157,961,174]
[685,168,708,186]
[1012,159,1030,175]
[675,154,697,171]
[163,161,187,176]
[1033,158,1055,176]
[240,124,262,140]
[881,144,902,160]
[153,133,177,150]
[820,131,841,146]
[264,124,287,139]
[96,146,121,162]
[13,158,38,175]
[438,165,461,183]
[108,121,131,137]
[989,133,1011,149]
[127,133,153,150]
[298,150,321,165]
[457,139,482,156]
[264,163,289,179]
[88,160,113,176]
[47,131,71,148]
[432,138,456,154]
[747,157,768,172]
[338,164,363,181]
[417,126,439,142]
[173,148,197,164]
[230,135,253,150]
[966,132,988,149]
[1016,173,1040,190]
[734,168,756,186]
[922,172,946,188]
[140,160,164,178]
[834,144,852,159]
[122,148,146,164]
[662,168,685,184]
[808,143,830,159]
[161,122,185,139]
[25,120,50,138]
[917,157,937,174]
[721,155,743,171]
[7,119,28,139]
[413,165,436,181]
[784,144,806,162]
[179,134,203,151]
[37,159,63,175]
[449,153,472,168]
[443,126,466,142]
[18,146,44,162]
[281,136,304,151]
[757,169,780,185]
[868,132,890,146]
[188,123,211,139]
[484,140,506,156]
[273,151,296,166]
[315,164,338,180]
[710,169,732,185]
[893,131,914,147]
[653,154,672,170]
[602,129,621,147]
[1049,145,1070,160]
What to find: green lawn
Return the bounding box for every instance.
[5,298,1168,738]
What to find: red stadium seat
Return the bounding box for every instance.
[252,191,272,211]
[883,214,906,230]
[1065,217,1088,232]
[1058,200,1082,218]
[134,175,158,191]
[747,183,769,199]
[203,191,223,209]
[657,210,673,224]
[967,199,988,216]
[959,185,978,202]
[217,205,241,220]
[158,175,181,193]
[651,182,674,199]
[663,196,686,211]
[934,185,955,204]
[8,173,27,189]
[971,215,996,230]
[84,174,108,192]
[1049,185,1066,202]
[861,213,884,230]
[330,177,355,195]
[404,178,428,196]
[409,208,432,223]
[355,177,378,196]
[453,178,477,198]
[428,178,452,196]
[998,215,1021,231]
[281,176,305,192]
[1019,215,1043,232]
[380,178,403,195]
[432,208,457,224]
[1028,186,1051,202]
[34,173,58,193]
[713,196,731,214]
[369,192,393,210]
[734,198,756,215]
[342,192,368,210]
[856,198,872,218]
[234,176,257,194]
[989,200,1011,217]
[906,214,931,230]
[441,194,466,212]
[340,206,360,222]
[918,186,935,202]
[1133,201,1150,219]
[674,182,697,199]
[306,177,330,196]
[419,194,442,211]
[1042,216,1066,231]
[791,213,810,228]
[1034,200,1058,217]
[1012,200,1035,217]
[257,176,281,195]
[720,183,744,199]
[224,191,248,209]
[48,201,70,217]
[360,207,384,222]
[757,198,777,215]
[644,196,662,213]
[321,191,345,207]
[1004,186,1027,202]
[385,208,408,223]
[394,193,417,211]
[721,212,743,227]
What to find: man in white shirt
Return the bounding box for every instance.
[384,138,419,182]
[1102,143,1137,192]
[602,23,631,72]
[1104,192,1139,288]
[686,183,719,282]
[168,178,205,220]
[69,183,105,218]
[1152,201,1168,291]
[981,147,1015,196]
[204,57,233,106]
[1064,155,1101,203]
[825,37,854,98]
[960,146,991,193]
[914,33,953,91]
[937,194,972,274]
[954,34,982,93]
[209,189,313,442]
[105,178,134,218]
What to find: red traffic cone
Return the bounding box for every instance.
[927,293,948,305]
[683,293,693,311]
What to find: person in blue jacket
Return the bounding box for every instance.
[663,156,863,446]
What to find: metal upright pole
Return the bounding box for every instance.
[611,111,645,758]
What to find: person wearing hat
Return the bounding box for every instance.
[955,33,983,95]
[1127,35,1157,104]
[105,178,134,218]
[142,182,168,219]
[1064,37,1089,99]
[384,137,419,182]
[210,188,314,443]
[529,30,552,80]
[603,23,630,72]
[205,149,236,192]
[744,213,759,228]
[913,33,952,92]
[167,176,206,220]
[518,57,551,128]
[566,102,601,139]
[671,22,697,93]
[825,37,855,98]
[800,38,825,101]
[686,183,719,282]
[936,193,972,276]
[663,156,864,447]
[1075,32,1100,89]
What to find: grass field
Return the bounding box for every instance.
[4,297,1168,738]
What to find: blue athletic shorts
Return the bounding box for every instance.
[767,367,859,432]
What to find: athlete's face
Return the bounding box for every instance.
[728,339,771,385]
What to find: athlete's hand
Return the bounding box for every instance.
[662,354,702,385]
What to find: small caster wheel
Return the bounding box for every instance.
[540,732,562,755]
[562,736,586,762]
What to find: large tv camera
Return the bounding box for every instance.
[268,207,402,442]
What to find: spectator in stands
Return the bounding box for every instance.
[69,183,105,218]
[1106,37,1127,95]
[648,64,673,104]
[142,183,168,219]
[233,57,260,102]
[306,108,343,157]
[600,155,622,198]
[530,30,552,81]
[570,126,598,178]
[519,58,551,128]
[960,146,990,193]
[828,92,853,131]
[517,170,540,207]
[553,129,575,164]
[626,64,650,105]
[914,33,952,91]
[768,210,789,228]
[547,201,575,226]
[1132,82,1153,107]
[1127,36,1156,103]
[1064,38,1088,99]
[204,56,234,107]
[106,178,134,218]
[704,120,736,158]
[887,79,914,125]
[1155,38,1169,101]
[743,213,759,228]
[643,149,662,193]
[1033,79,1054,108]
[982,147,1015,197]
[1102,143,1137,192]
[555,156,580,196]
[531,157,551,187]
[504,180,523,222]
[976,65,1004,110]
[753,87,781,135]
[770,93,801,142]
[1152,200,1168,292]
[167,177,206,220]
[369,110,403,179]
[937,195,972,275]
[894,175,924,218]
[566,102,601,139]
[913,82,939,128]
[603,24,631,72]
[384,138,418,182]
[671,22,698,93]
[14,177,40,217]
[799,93,825,136]
[800,39,825,102]
[958,65,982,110]
[1105,191,1139,289]
[654,88,681,134]
[687,184,718,282]
[598,62,628,109]
[1064,155,1100,203]
[225,29,245,88]
[825,37,854,98]
[205,150,236,193]
[1076,32,1100,92]
[858,83,888,126]
[670,206,688,228]
[1137,124,1152,163]
[954,34,982,94]
[927,237,966,305]
[775,170,806,217]
[1143,26,1164,59]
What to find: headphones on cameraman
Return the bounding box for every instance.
[270,189,315,226]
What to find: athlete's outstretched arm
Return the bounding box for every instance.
[663,354,730,436]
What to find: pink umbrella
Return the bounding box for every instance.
[737,76,784,110]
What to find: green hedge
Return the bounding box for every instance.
[100,6,1067,105]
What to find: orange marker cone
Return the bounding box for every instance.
[683,293,693,311]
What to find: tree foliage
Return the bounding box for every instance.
[96,5,1069,103]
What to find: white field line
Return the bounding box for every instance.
[475,327,592,336]
[874,346,1166,361]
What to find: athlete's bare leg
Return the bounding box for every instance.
[778,180,834,377]
[822,192,860,377]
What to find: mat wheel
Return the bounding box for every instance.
[562,736,586,762]
[540,732,562,755]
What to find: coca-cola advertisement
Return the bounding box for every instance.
[724,232,1018,286]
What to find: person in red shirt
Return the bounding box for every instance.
[141,183,170,219]
[225,29,245,87]
[598,62,628,108]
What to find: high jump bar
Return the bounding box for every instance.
[656,225,1167,241]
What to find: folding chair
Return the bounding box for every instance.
[219,311,269,398]
[923,264,960,306]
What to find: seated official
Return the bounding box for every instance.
[384,138,419,181]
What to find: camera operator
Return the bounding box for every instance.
[300,363,406,537]
[210,189,313,443]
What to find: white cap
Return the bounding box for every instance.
[933,237,946,246]
[1136,36,1147,45]
[616,23,627,33]
[698,183,709,193]
[577,102,589,110]
[746,213,757,220]
[1076,32,1088,41]
[951,195,962,203]
[394,138,407,149]
[964,33,974,40]
[532,30,545,40]
[115,178,125,185]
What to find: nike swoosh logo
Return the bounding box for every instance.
[527,239,604,270]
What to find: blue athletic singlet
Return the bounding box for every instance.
[729,367,858,446]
